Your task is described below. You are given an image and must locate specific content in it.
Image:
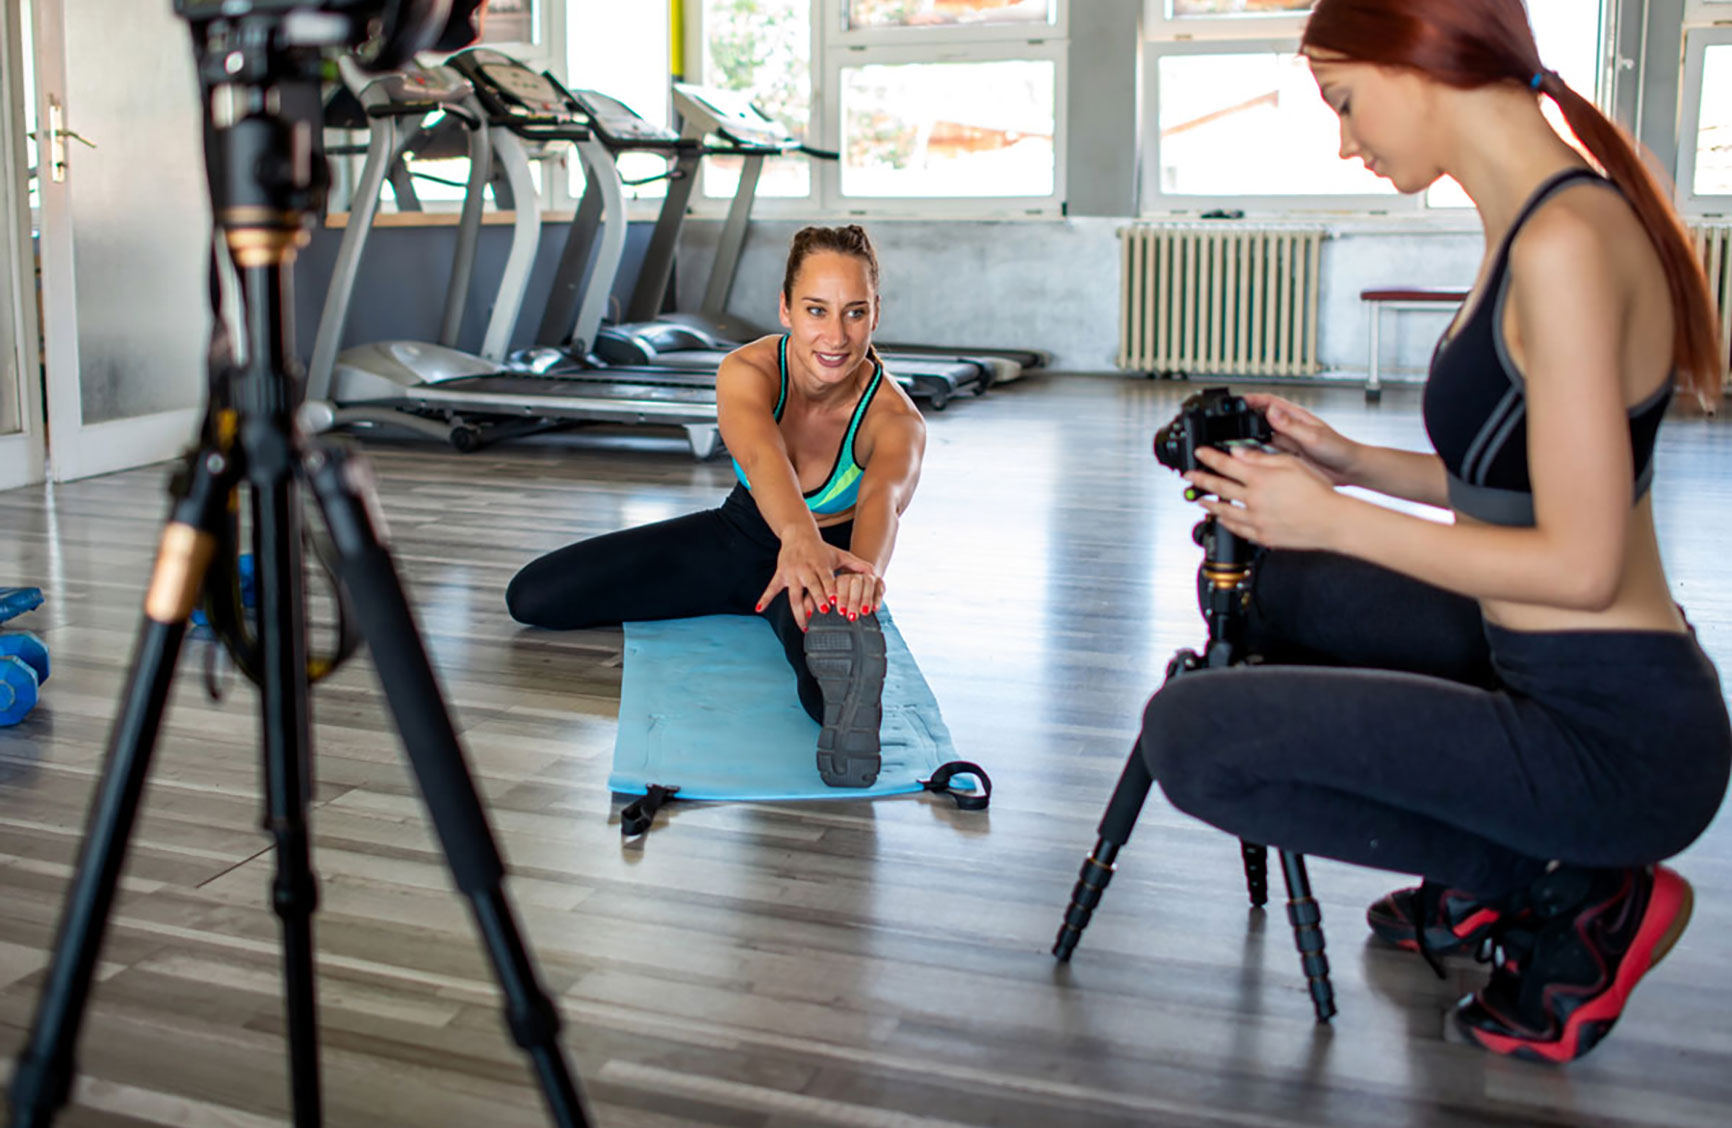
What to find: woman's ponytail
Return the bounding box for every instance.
[1540,72,1723,406]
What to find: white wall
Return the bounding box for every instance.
[678,217,1482,380]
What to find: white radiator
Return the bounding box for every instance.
[1690,223,1732,387]
[1118,225,1325,378]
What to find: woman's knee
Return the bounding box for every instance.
[1139,676,1236,816]
[505,555,601,628]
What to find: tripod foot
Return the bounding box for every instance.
[1053,842,1119,961]
[1279,851,1336,1023]
[1241,840,1269,908]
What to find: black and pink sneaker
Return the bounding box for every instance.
[1454,864,1693,1064]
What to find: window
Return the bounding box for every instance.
[1679,27,1732,214]
[822,0,1067,214]
[567,0,674,202]
[690,1,1067,215]
[700,0,814,200]
[1169,1,1312,17]
[1155,48,1390,199]
[1692,45,1732,195]
[481,0,541,48]
[839,56,1056,199]
[1143,1,1613,215]
[836,0,1060,40]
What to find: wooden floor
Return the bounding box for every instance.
[2,375,1730,1128]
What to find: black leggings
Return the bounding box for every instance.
[506,484,848,723]
[1140,550,1732,899]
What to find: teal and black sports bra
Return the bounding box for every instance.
[733,336,885,516]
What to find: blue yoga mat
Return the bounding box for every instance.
[609,608,960,802]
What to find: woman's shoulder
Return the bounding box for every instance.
[717,335,783,398]
[722,334,784,377]
[862,361,925,446]
[1509,178,1652,293]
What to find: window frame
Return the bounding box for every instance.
[820,37,1068,218]
[1684,1,1732,22]
[1142,1,1312,44]
[685,0,1070,219]
[1139,2,1616,220]
[1676,24,1732,218]
[825,0,1068,48]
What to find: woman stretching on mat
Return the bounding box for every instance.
[506,224,926,788]
[1139,0,1731,1062]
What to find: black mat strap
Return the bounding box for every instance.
[921,761,992,811]
[620,785,680,837]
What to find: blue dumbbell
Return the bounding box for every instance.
[0,630,48,686]
[0,654,38,726]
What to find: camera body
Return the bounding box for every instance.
[175,0,482,71]
[1153,387,1273,474]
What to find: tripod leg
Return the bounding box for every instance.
[9,457,228,1128]
[1278,851,1336,1023]
[251,469,322,1126]
[304,444,590,1127]
[1053,745,1154,961]
[1241,840,1269,907]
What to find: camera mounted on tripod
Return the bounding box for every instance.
[175,0,484,76]
[1153,386,1274,476]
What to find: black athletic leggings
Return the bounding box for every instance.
[506,484,848,723]
[1140,550,1732,899]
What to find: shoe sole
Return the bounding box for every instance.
[804,611,886,788]
[1456,866,1694,1064]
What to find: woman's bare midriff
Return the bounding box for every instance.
[1471,497,1690,634]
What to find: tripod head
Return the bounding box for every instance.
[176,1,483,76]
[173,1,484,265]
[1152,388,1271,668]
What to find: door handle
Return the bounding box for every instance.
[45,97,95,183]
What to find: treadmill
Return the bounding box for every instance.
[306,53,724,458]
[476,70,984,409]
[607,84,1035,393]
[499,84,967,407]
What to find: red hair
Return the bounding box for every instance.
[1303,0,1724,403]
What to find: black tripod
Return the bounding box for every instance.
[7,10,590,1127]
[1052,516,1336,1023]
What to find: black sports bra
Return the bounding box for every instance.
[1423,168,1671,527]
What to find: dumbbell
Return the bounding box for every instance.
[1,654,39,725]
[0,630,49,685]
[0,632,50,727]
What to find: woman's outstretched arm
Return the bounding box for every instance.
[836,412,925,617]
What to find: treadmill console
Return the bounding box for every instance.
[671,83,797,152]
[569,90,683,149]
[367,66,472,109]
[446,48,588,140]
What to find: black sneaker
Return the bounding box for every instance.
[1454,864,1693,1063]
[1367,881,1504,956]
[804,608,886,788]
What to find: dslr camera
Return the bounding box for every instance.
[175,0,483,71]
[1153,387,1274,475]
